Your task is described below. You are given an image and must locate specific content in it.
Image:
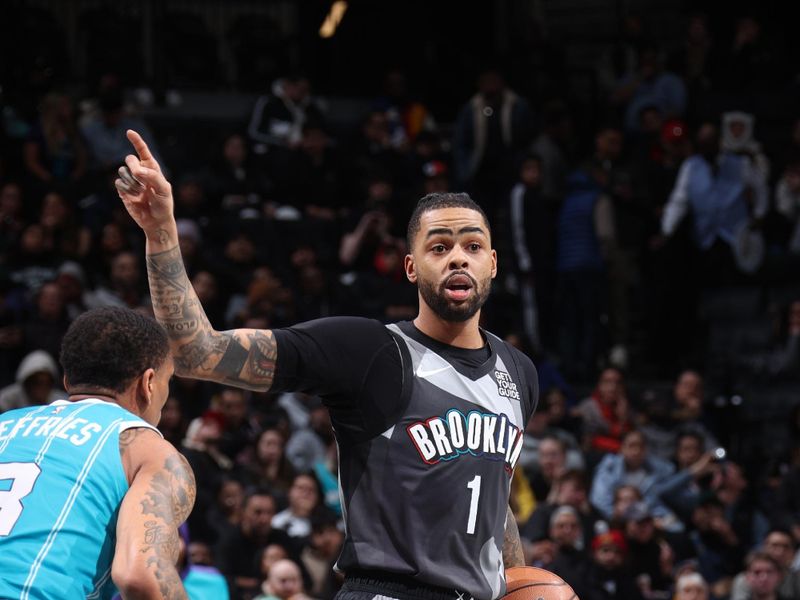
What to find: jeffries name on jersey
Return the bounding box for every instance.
[407,408,524,471]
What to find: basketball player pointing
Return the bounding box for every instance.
[117,130,537,600]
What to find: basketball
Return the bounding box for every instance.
[504,567,578,600]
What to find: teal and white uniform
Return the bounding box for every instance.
[0,399,160,600]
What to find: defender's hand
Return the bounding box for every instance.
[116,130,174,237]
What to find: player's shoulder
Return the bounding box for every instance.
[486,332,538,381]
[275,316,397,346]
[119,426,184,483]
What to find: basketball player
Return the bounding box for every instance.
[117,130,536,600]
[0,307,196,599]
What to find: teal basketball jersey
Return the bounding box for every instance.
[0,398,160,600]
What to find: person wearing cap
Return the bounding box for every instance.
[622,501,678,597]
[585,529,644,600]
[421,160,450,195]
[0,349,63,413]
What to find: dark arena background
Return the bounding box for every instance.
[1,1,800,598]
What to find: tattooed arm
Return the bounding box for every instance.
[113,428,196,599]
[116,130,277,391]
[503,504,525,568]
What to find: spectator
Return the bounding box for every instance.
[508,153,558,351]
[555,170,614,381]
[674,572,709,600]
[23,92,87,192]
[689,494,743,596]
[254,558,311,600]
[661,122,768,281]
[215,387,260,461]
[612,45,687,133]
[731,529,800,600]
[716,16,777,93]
[20,280,71,360]
[589,430,678,525]
[669,13,716,99]
[38,191,90,260]
[205,477,245,542]
[544,506,592,590]
[658,431,717,520]
[639,369,718,461]
[248,427,298,496]
[741,551,784,600]
[721,111,770,182]
[0,182,24,256]
[181,410,233,541]
[216,490,294,600]
[80,80,163,172]
[610,484,643,528]
[523,470,604,553]
[9,223,58,293]
[453,67,534,211]
[158,395,187,448]
[248,74,326,151]
[300,510,344,598]
[584,529,644,600]
[0,349,62,412]
[55,261,89,321]
[85,250,148,309]
[774,161,800,255]
[621,502,676,597]
[527,435,568,503]
[211,132,271,215]
[574,368,634,457]
[373,69,435,149]
[529,101,573,203]
[272,473,322,542]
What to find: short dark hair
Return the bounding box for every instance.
[406,192,490,249]
[60,307,169,393]
[675,429,704,447]
[746,550,781,572]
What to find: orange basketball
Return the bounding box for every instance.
[503,567,578,600]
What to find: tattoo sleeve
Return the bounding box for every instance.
[503,504,525,568]
[145,243,277,390]
[138,453,196,600]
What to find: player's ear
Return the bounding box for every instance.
[404,253,417,284]
[490,249,498,279]
[136,368,156,412]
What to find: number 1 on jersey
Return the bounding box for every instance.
[466,475,481,534]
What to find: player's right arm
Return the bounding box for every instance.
[116,130,277,391]
[112,428,196,600]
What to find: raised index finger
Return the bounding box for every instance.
[126,129,153,162]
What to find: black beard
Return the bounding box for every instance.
[417,274,490,322]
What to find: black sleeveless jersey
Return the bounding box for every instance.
[272,318,538,600]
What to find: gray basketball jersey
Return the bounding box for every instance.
[333,322,537,600]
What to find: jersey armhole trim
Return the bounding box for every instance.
[505,346,537,422]
[118,420,163,438]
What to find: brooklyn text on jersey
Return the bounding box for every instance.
[407,409,523,469]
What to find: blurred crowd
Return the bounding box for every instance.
[1,8,800,600]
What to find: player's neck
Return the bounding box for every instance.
[413,308,483,349]
[68,391,138,417]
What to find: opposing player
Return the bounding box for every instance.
[117,130,537,600]
[0,307,196,599]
